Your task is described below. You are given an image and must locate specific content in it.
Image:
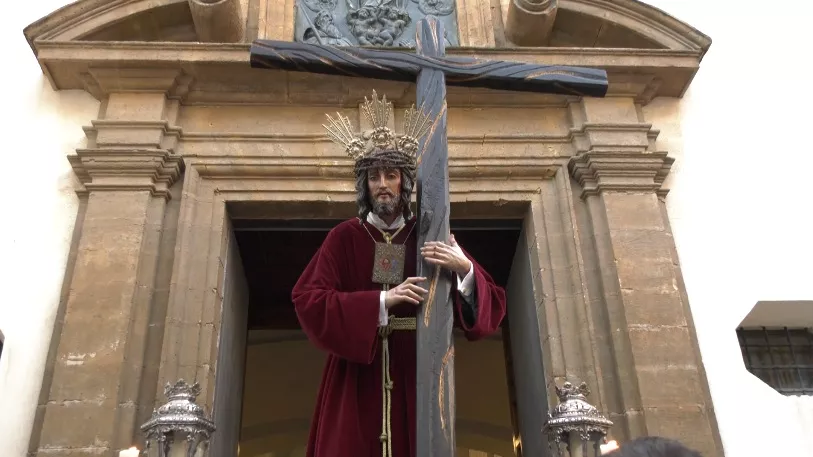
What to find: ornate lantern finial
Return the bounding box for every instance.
[543,381,613,457]
[140,379,216,457]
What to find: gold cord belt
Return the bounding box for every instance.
[377,315,416,457]
[358,218,418,457]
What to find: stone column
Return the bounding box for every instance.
[505,0,557,46]
[189,0,245,42]
[31,69,188,456]
[567,98,722,457]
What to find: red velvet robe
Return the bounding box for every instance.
[291,217,507,457]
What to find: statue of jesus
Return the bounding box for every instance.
[291,90,507,457]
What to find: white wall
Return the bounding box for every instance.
[643,1,813,456]
[0,2,99,454]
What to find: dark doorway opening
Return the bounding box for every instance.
[233,218,524,457]
[235,218,521,330]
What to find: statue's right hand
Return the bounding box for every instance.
[385,277,428,308]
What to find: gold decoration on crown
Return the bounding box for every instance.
[323,90,432,166]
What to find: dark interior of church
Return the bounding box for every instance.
[234,218,523,330]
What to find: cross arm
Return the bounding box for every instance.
[249,40,608,97]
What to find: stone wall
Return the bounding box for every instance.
[22,79,718,456]
[13,1,735,456]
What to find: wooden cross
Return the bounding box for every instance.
[250,18,608,457]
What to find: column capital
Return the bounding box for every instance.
[568,97,673,199]
[568,150,673,198]
[68,148,184,199]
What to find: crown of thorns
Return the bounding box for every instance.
[323,90,432,175]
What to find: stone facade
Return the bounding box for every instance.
[23,0,722,456]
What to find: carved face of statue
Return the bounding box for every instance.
[315,11,332,28]
[367,167,402,218]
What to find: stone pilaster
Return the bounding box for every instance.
[458,0,497,47]
[31,69,187,457]
[258,0,295,40]
[567,98,721,457]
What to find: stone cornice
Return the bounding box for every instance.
[568,150,673,198]
[68,148,185,199]
[569,122,655,156]
[561,0,712,58]
[32,41,703,104]
[188,155,562,180]
[32,40,706,59]
[24,0,711,55]
[181,131,574,144]
[23,0,187,49]
[84,120,183,151]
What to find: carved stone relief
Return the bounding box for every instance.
[295,0,460,47]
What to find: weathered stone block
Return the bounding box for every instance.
[603,192,664,230]
[615,257,676,292]
[636,365,704,408]
[104,93,167,121]
[628,326,698,369]
[89,191,153,212]
[49,356,123,403]
[621,289,687,327]
[38,401,116,449]
[581,97,639,124]
[585,129,650,148]
[52,314,130,361]
[96,126,165,148]
[642,406,717,457]
[609,229,674,262]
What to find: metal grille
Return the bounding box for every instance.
[737,327,813,396]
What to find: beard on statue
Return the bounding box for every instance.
[372,192,400,218]
[357,163,414,224]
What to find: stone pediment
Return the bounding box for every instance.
[23,0,711,105]
[554,0,709,54]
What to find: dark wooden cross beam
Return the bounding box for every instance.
[250,19,608,457]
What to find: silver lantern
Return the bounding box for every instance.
[141,380,216,457]
[543,381,613,457]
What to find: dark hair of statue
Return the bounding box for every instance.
[355,161,415,221]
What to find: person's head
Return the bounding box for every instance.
[603,437,702,457]
[323,90,429,221]
[355,155,415,221]
[315,10,333,29]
